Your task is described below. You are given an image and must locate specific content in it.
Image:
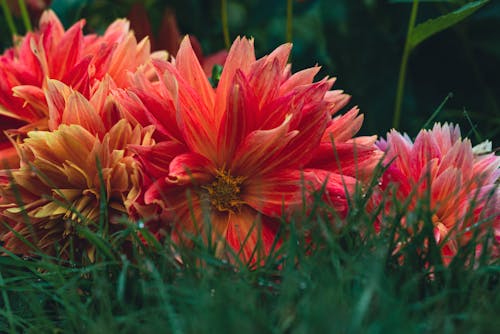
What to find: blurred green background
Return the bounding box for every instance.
[1,0,499,144]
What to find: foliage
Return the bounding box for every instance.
[0,177,498,333]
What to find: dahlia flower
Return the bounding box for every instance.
[378,123,500,265]
[116,37,381,263]
[0,81,154,260]
[0,10,165,167]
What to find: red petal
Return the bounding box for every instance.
[248,57,281,109]
[48,21,84,80]
[216,70,258,165]
[168,152,214,185]
[279,66,320,95]
[176,37,215,111]
[322,107,363,143]
[231,115,297,177]
[308,139,383,180]
[225,206,281,264]
[243,169,309,217]
[12,85,48,119]
[132,141,187,180]
[61,55,92,97]
[214,37,256,127]
[270,98,329,170]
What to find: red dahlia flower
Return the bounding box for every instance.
[0,10,165,167]
[115,37,382,263]
[378,123,499,265]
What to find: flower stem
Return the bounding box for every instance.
[1,0,18,36]
[18,0,32,32]
[393,0,419,129]
[286,0,293,43]
[221,0,230,49]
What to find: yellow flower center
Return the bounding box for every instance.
[203,169,245,213]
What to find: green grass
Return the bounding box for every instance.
[0,177,498,334]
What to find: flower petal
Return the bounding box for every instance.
[231,114,297,177]
[225,206,281,264]
[168,152,214,185]
[243,169,309,217]
[216,70,258,165]
[132,141,187,180]
[214,37,256,126]
[175,37,215,111]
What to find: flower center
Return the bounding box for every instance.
[203,169,245,213]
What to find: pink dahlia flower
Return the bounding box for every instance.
[115,37,382,263]
[378,123,500,265]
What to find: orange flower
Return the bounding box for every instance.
[378,123,500,265]
[0,10,165,167]
[116,37,381,264]
[0,81,154,261]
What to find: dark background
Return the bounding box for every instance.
[2,0,499,144]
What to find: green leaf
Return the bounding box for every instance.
[410,0,489,48]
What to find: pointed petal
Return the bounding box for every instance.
[214,37,256,126]
[45,79,73,130]
[279,66,320,95]
[216,70,258,165]
[61,92,106,137]
[231,114,297,177]
[270,99,329,170]
[48,21,84,80]
[176,37,215,111]
[248,57,281,109]
[322,107,363,143]
[431,168,463,226]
